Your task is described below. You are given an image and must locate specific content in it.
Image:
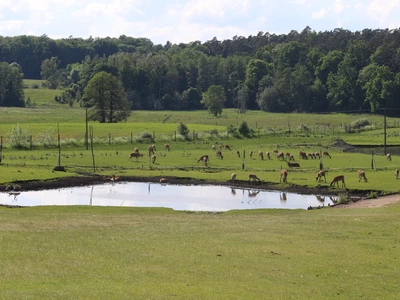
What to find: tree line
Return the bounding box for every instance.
[1,27,400,120]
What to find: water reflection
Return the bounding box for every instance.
[0,182,336,211]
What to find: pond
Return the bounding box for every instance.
[0,182,336,211]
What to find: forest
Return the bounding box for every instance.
[1,27,400,117]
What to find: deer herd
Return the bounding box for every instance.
[125,142,398,189]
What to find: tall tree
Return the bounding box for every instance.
[201,85,226,116]
[83,71,130,123]
[0,62,25,107]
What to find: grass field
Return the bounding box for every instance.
[0,82,399,299]
[0,205,399,299]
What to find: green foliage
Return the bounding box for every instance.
[351,118,371,129]
[7,124,31,149]
[84,71,130,123]
[367,191,378,199]
[36,126,56,147]
[177,121,190,136]
[238,121,251,137]
[337,193,350,204]
[201,85,226,117]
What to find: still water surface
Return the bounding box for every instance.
[0,182,335,211]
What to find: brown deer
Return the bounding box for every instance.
[236,150,241,158]
[314,152,320,158]
[330,175,345,187]
[299,151,308,159]
[133,147,140,153]
[316,170,326,182]
[148,145,155,155]
[216,150,224,159]
[358,170,367,182]
[202,156,209,166]
[231,173,237,182]
[212,145,216,151]
[323,151,331,159]
[151,154,156,164]
[258,151,264,160]
[266,151,271,159]
[280,169,288,183]
[249,150,253,159]
[129,152,143,160]
[164,144,170,151]
[387,153,392,161]
[222,145,232,151]
[396,168,399,179]
[197,155,209,163]
[248,174,261,182]
[277,152,285,160]
[288,154,295,161]
[159,178,167,183]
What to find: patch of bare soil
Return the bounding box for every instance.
[335,194,400,208]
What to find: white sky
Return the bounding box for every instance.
[0,0,399,45]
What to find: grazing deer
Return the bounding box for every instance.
[151,154,156,164]
[299,151,308,159]
[266,151,271,159]
[202,156,209,166]
[258,151,264,160]
[308,152,315,159]
[358,170,367,182]
[330,175,345,188]
[223,145,232,151]
[216,150,224,159]
[273,149,279,154]
[316,170,327,182]
[387,153,392,161]
[248,174,261,182]
[323,151,331,159]
[287,161,300,168]
[148,145,155,155]
[288,154,295,161]
[129,152,143,160]
[396,168,399,179]
[277,152,285,160]
[133,147,139,153]
[280,169,288,183]
[231,173,237,182]
[314,152,320,158]
[249,150,253,159]
[285,152,291,160]
[212,145,216,151]
[236,150,240,158]
[197,155,209,163]
[164,144,170,151]
[159,178,167,183]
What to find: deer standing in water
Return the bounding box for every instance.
[330,175,345,188]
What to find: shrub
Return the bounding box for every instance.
[337,193,350,204]
[7,124,31,149]
[238,121,251,137]
[36,126,56,148]
[177,121,190,136]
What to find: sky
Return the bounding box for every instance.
[0,0,399,45]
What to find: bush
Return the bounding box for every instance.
[238,121,251,137]
[7,124,31,149]
[177,121,190,136]
[337,193,350,204]
[351,118,370,129]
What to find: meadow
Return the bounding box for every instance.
[0,81,399,299]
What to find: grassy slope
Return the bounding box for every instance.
[0,205,399,299]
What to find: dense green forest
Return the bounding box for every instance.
[1,27,400,117]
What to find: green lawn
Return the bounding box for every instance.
[0,205,399,299]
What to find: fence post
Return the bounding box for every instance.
[193,130,195,141]
[30,135,32,150]
[0,136,2,164]
[174,131,176,142]
[109,133,111,145]
[131,132,133,144]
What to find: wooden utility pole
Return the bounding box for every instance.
[384,108,387,155]
[85,108,89,150]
